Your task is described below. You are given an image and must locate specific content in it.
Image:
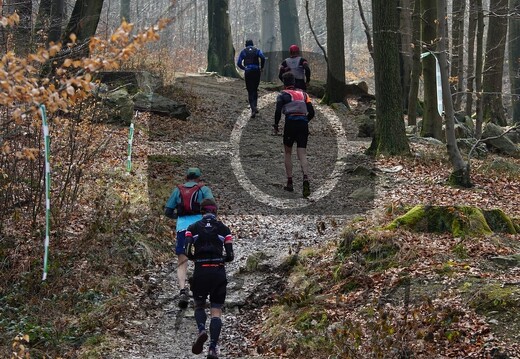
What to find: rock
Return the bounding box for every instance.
[408,135,444,146]
[98,87,135,125]
[505,128,520,144]
[352,114,375,138]
[457,138,488,158]
[463,115,475,133]
[489,254,520,268]
[482,209,517,234]
[349,187,375,201]
[451,123,473,138]
[133,92,190,119]
[96,70,163,95]
[405,125,418,135]
[385,205,495,237]
[482,123,520,158]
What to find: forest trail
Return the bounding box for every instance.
[105,73,375,358]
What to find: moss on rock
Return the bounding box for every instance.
[385,205,497,237]
[483,209,517,234]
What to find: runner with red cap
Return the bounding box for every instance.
[278,44,311,91]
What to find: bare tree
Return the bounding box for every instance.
[466,0,478,116]
[368,0,410,155]
[510,0,520,124]
[438,0,471,187]
[63,0,105,49]
[207,0,239,77]
[279,0,301,57]
[323,0,346,104]
[120,0,131,22]
[482,0,508,126]
[450,0,465,111]
[13,0,32,55]
[407,0,421,126]
[420,0,443,140]
[261,0,278,81]
[399,0,413,111]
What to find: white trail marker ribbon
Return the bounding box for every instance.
[421,51,444,116]
[40,105,51,281]
[126,111,138,172]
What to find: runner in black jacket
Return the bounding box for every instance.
[185,198,234,359]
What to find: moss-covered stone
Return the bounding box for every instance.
[385,205,494,237]
[483,209,517,234]
[468,283,520,314]
[242,251,269,272]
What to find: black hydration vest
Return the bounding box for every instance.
[244,46,259,66]
[192,217,225,262]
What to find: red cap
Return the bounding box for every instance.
[289,45,299,55]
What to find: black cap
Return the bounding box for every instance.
[245,39,254,47]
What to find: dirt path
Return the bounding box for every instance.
[107,74,374,358]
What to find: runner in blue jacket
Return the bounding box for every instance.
[237,39,266,118]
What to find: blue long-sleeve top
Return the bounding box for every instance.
[237,47,266,71]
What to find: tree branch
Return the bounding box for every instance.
[357,0,373,58]
[304,0,327,63]
[468,124,519,165]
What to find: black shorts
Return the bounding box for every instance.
[191,265,227,306]
[283,120,309,148]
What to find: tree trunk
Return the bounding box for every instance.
[207,0,239,77]
[347,5,355,71]
[407,0,421,126]
[399,0,413,111]
[279,0,301,58]
[437,0,471,187]
[34,0,52,46]
[450,0,465,111]
[420,0,443,140]
[482,0,508,126]
[368,0,410,156]
[13,0,32,55]
[465,0,478,116]
[510,0,520,124]
[261,0,278,82]
[46,0,64,45]
[323,0,346,104]
[63,0,104,51]
[475,0,485,137]
[120,0,131,23]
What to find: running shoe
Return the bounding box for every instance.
[178,289,189,309]
[207,346,218,359]
[284,182,294,192]
[192,330,208,354]
[303,180,310,198]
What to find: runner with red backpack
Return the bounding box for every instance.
[165,167,214,308]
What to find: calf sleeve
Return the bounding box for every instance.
[194,307,207,332]
[209,316,222,347]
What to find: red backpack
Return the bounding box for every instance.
[177,184,203,215]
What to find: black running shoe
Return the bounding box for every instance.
[207,346,218,359]
[178,289,189,309]
[284,182,294,192]
[303,180,310,198]
[192,330,208,354]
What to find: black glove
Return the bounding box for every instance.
[164,207,177,219]
[224,243,234,262]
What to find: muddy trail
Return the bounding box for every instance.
[106,74,375,359]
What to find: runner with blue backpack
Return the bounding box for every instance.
[236,39,266,118]
[164,167,214,308]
